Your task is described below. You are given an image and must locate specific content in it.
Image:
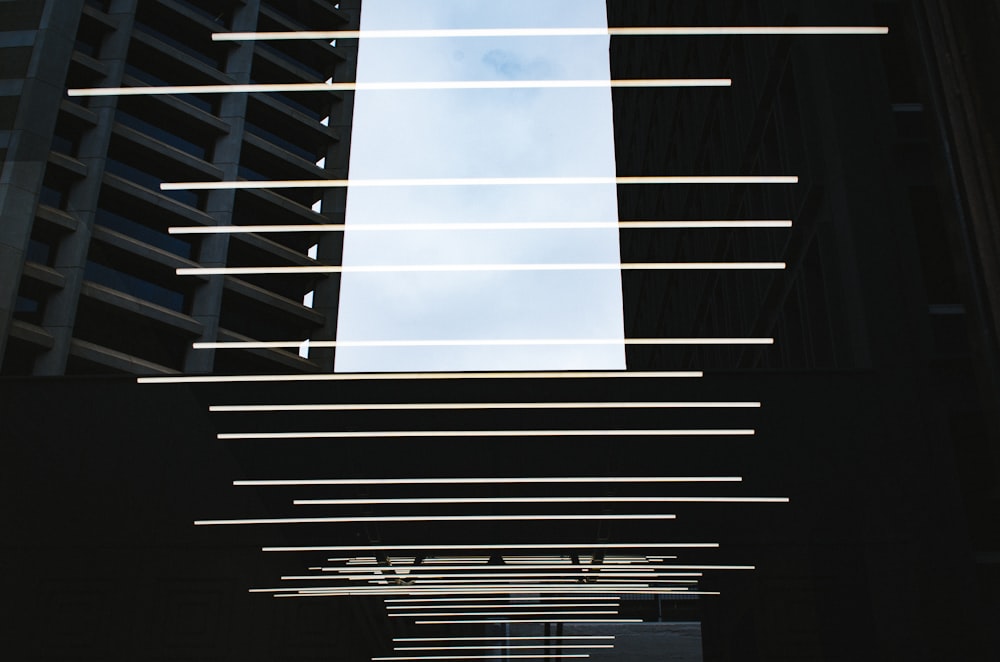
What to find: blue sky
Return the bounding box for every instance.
[334,0,626,372]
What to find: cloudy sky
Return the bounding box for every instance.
[334,0,626,372]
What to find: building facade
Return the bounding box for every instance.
[1,0,358,376]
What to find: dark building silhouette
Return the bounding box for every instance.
[0,0,998,660]
[1,0,358,376]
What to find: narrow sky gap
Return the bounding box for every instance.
[334,0,627,372]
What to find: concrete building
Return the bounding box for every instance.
[1,0,358,376]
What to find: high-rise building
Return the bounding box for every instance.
[1,0,360,376]
[1,1,998,660]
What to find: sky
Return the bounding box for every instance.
[333,0,626,372]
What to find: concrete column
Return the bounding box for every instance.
[0,0,84,367]
[34,0,137,374]
[182,0,261,374]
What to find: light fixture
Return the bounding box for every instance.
[261,543,720,552]
[68,79,732,98]
[239,477,739,486]
[196,338,773,350]
[138,371,704,384]
[194,514,678,526]
[294,496,786,505]
[175,263,786,277]
[168,220,793,234]
[217,428,755,440]
[212,26,889,41]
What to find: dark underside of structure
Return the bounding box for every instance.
[2,0,999,661]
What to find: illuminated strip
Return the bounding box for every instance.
[195,514,677,526]
[262,543,719,552]
[387,599,620,604]
[270,589,715,597]
[168,220,793,234]
[413,620,638,625]
[68,79,731,98]
[256,586,665,595]
[390,611,619,617]
[395,647,614,652]
[161,176,793,191]
[196,338,773,349]
[281,568,696,584]
[337,568,698,575]
[323,563,732,578]
[369,581,668,588]
[295,496,786,505]
[383,596,621,609]
[240,477,738,486]
[248,582,656,600]
[393,638,614,642]
[213,402,759,412]
[372,656,590,661]
[217,429,754,440]
[176,263,786,276]
[334,564,698,571]
[212,27,888,41]
[285,573,698,580]
[386,603,619,610]
[139,371,702,385]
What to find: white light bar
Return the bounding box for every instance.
[395,647,614,652]
[295,496,786,506]
[218,429,754,440]
[391,611,619,617]
[286,573,698,580]
[255,584,657,594]
[373,656,590,661]
[168,220,793,234]
[138,371,702,385]
[239,477,739,487]
[212,401,759,412]
[360,579,652,585]
[336,564,695,572]
[386,599,620,605]
[270,589,715,597]
[212,26,888,41]
[386,603,619,610]
[413,620,639,625]
[316,563,739,571]
[161,176,792,192]
[176,262,786,276]
[257,585,663,595]
[68,79,731,98]
[262,543,719,552]
[195,514,678,526]
[196,338,773,349]
[393,638,614,642]
[292,572,695,580]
